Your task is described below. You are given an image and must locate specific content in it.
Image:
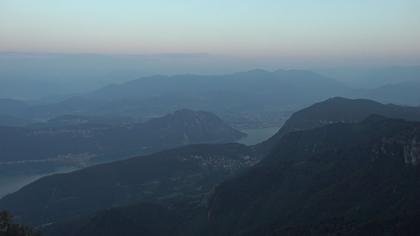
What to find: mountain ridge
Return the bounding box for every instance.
[257,97,420,154]
[0,109,244,163]
[4,98,420,235]
[208,116,420,235]
[0,143,256,226]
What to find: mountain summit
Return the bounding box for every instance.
[258,97,420,154]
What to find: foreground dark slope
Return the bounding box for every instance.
[0,109,245,162]
[5,98,420,236]
[0,143,256,226]
[41,116,420,236]
[258,97,420,154]
[43,202,210,236]
[209,116,420,235]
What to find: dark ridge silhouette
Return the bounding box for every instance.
[257,97,420,155]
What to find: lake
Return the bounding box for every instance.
[0,167,77,198]
[0,127,281,198]
[238,126,280,145]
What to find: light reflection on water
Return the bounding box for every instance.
[238,126,280,146]
[0,167,77,199]
[0,127,281,198]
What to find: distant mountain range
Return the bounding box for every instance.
[367,81,420,105]
[87,69,348,104]
[317,66,420,88]
[84,69,420,109]
[3,97,420,236]
[0,70,352,127]
[2,69,420,131]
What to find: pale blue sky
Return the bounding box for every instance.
[0,0,419,65]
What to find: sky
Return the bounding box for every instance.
[0,0,420,66]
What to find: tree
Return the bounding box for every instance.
[0,211,40,236]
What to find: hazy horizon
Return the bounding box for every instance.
[1,0,419,67]
[2,2,420,234]
[1,50,420,100]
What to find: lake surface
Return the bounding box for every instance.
[0,175,45,198]
[0,167,77,198]
[0,127,280,198]
[238,126,280,145]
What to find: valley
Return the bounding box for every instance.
[3,97,420,236]
[1,3,418,235]
[238,126,281,145]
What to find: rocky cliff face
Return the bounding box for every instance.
[371,127,420,166]
[404,138,420,165]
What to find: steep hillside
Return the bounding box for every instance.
[209,116,420,235]
[0,109,245,162]
[38,116,420,236]
[0,143,256,226]
[258,97,420,154]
